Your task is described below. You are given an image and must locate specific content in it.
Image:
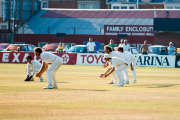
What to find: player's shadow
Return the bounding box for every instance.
[133,84,179,88]
[65,89,108,91]
[147,84,179,88]
[57,82,68,83]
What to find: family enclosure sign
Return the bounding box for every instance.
[104,25,154,33]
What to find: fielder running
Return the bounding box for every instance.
[24,56,43,82]
[34,47,63,89]
[100,54,128,86]
[118,47,137,83]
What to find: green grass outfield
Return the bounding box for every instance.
[0,63,180,120]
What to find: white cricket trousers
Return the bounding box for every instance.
[123,67,129,82]
[46,57,63,87]
[111,64,128,85]
[132,60,137,81]
[25,67,43,80]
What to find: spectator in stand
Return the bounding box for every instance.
[71,43,75,48]
[108,39,115,50]
[57,42,63,53]
[140,40,149,55]
[123,39,130,51]
[87,38,96,53]
[119,39,124,47]
[167,42,176,55]
[17,47,20,52]
[63,43,69,53]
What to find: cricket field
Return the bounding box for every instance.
[0,63,180,120]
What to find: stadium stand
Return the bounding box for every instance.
[18,9,180,34]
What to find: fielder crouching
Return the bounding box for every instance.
[100,54,128,87]
[24,56,43,82]
[34,47,63,89]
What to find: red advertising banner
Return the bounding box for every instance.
[104,25,154,33]
[76,53,106,65]
[0,52,77,65]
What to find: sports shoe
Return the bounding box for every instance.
[30,78,34,81]
[24,79,30,81]
[124,81,129,84]
[132,80,136,83]
[40,79,43,82]
[53,86,58,89]
[108,81,113,84]
[43,86,53,89]
[112,84,116,86]
[116,84,123,87]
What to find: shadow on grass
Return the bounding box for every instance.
[63,89,108,91]
[131,84,179,88]
[57,82,68,83]
[148,84,179,88]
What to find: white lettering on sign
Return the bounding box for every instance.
[22,53,29,63]
[77,54,106,65]
[2,53,10,62]
[12,53,20,62]
[107,26,123,32]
[126,26,153,32]
[105,25,154,33]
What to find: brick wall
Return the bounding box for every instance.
[154,32,180,48]
[100,1,110,9]
[139,4,164,9]
[49,1,77,8]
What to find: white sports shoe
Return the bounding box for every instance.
[43,86,53,89]
[112,84,116,86]
[124,81,129,84]
[132,80,137,83]
[116,84,123,87]
[40,79,43,82]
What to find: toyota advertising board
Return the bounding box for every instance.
[0,52,77,65]
[76,53,176,68]
[76,53,106,65]
[0,52,177,68]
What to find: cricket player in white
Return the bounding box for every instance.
[116,49,131,84]
[100,54,128,86]
[103,45,125,84]
[34,47,63,89]
[118,47,137,83]
[24,56,43,82]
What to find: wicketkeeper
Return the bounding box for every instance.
[24,56,44,82]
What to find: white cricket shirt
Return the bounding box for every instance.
[40,52,60,63]
[27,60,42,76]
[119,44,123,47]
[116,51,131,65]
[110,57,126,68]
[87,42,96,51]
[123,51,137,63]
[123,44,130,51]
[110,51,124,59]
